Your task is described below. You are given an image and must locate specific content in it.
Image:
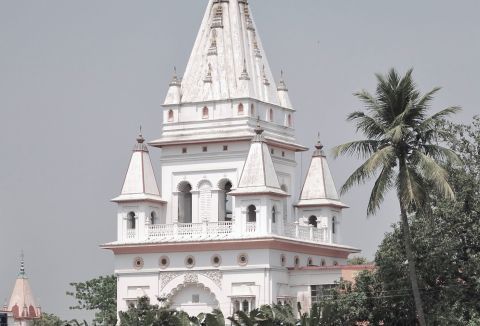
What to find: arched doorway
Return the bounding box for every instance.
[169,283,219,317]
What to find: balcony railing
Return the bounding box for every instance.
[122,220,331,244]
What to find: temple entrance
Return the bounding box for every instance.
[170,283,219,317]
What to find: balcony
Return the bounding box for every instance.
[123,221,332,245]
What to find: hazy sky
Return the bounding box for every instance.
[0,0,478,320]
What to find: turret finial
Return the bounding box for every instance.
[137,126,145,144]
[313,133,325,156]
[254,116,264,136]
[169,67,181,87]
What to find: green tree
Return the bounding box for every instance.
[347,256,369,265]
[334,68,461,325]
[66,275,117,325]
[34,313,65,326]
[118,296,190,326]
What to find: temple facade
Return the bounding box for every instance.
[102,0,362,318]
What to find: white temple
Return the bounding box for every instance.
[103,0,363,317]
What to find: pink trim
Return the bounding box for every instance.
[102,238,358,258]
[287,264,375,271]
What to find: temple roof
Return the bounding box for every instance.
[6,254,40,320]
[112,133,165,203]
[172,0,287,106]
[230,124,287,197]
[297,141,348,208]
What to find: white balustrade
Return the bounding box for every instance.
[246,222,256,234]
[126,229,136,240]
[139,220,332,244]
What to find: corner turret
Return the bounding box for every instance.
[112,132,166,242]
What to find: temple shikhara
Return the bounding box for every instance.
[102,0,363,317]
[1,254,41,326]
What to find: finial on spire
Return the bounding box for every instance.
[313,133,325,156]
[137,126,145,144]
[254,116,264,136]
[19,250,25,277]
[169,66,181,87]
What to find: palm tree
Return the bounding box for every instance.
[334,68,461,326]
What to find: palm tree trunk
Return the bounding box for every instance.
[399,204,427,326]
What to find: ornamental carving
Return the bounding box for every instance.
[160,272,181,289]
[184,272,199,283]
[159,270,223,290]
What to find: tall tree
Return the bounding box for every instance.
[334,68,461,325]
[66,275,117,325]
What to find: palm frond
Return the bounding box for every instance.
[411,150,455,200]
[332,140,381,159]
[418,106,462,131]
[340,145,395,195]
[367,165,396,215]
[421,144,463,165]
[397,164,426,209]
[347,111,386,138]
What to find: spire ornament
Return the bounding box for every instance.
[19,250,25,278]
[204,63,213,83]
[134,128,148,152]
[169,67,181,87]
[313,133,326,157]
[239,59,250,80]
[277,70,288,91]
[262,65,270,86]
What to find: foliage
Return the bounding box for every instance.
[347,256,369,265]
[312,117,480,325]
[228,303,296,326]
[34,313,65,326]
[66,275,117,326]
[189,309,225,326]
[333,68,461,325]
[118,296,191,326]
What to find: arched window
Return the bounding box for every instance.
[269,108,274,122]
[233,300,240,313]
[178,182,193,223]
[127,212,136,229]
[150,211,156,225]
[332,217,336,234]
[271,206,276,223]
[238,103,244,115]
[218,179,233,221]
[247,205,256,223]
[308,215,318,228]
[167,110,174,122]
[242,300,249,313]
[250,104,255,116]
[287,114,292,127]
[307,257,313,266]
[202,106,209,119]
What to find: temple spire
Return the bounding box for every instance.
[230,121,287,197]
[297,139,348,208]
[175,0,282,105]
[112,132,164,203]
